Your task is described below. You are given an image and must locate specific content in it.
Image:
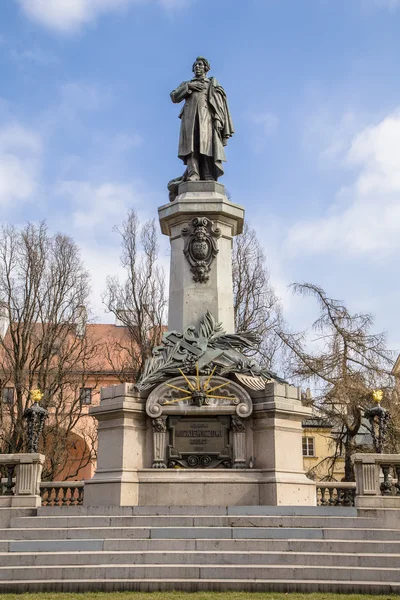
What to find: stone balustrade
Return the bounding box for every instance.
[353,453,400,509]
[40,481,84,506]
[0,454,45,508]
[316,481,356,507]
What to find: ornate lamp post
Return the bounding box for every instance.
[364,390,390,454]
[23,389,48,453]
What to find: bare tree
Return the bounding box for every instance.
[103,210,167,381]
[233,222,283,368]
[0,222,99,480]
[278,283,393,480]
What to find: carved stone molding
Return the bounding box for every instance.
[151,417,167,468]
[231,416,246,433]
[231,416,247,469]
[182,217,221,283]
[146,375,253,419]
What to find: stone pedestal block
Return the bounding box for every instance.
[83,384,147,507]
[86,380,316,507]
[353,453,400,509]
[252,382,316,506]
[0,453,44,508]
[158,182,244,333]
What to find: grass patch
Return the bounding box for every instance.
[0,594,398,600]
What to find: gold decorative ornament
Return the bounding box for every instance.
[372,389,383,403]
[30,389,43,403]
[164,365,231,407]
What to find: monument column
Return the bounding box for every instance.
[159,181,244,333]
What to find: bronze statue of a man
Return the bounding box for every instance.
[170,57,234,183]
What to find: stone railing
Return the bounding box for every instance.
[316,481,356,507]
[0,454,45,508]
[40,481,84,506]
[353,453,400,508]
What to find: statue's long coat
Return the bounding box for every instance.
[170,76,234,178]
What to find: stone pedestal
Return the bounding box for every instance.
[85,181,315,507]
[0,453,44,508]
[158,182,244,333]
[251,382,316,505]
[353,453,400,509]
[86,380,316,507]
[83,384,147,506]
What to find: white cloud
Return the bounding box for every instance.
[250,111,279,137]
[373,0,400,8]
[286,110,400,257]
[110,132,143,154]
[0,123,42,207]
[10,46,58,66]
[17,0,191,34]
[302,110,361,164]
[248,110,279,154]
[60,82,106,112]
[55,180,141,231]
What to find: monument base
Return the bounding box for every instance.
[84,381,316,507]
[84,468,315,507]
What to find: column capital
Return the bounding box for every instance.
[158,182,244,237]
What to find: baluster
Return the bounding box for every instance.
[343,488,353,506]
[70,486,77,506]
[54,486,61,506]
[336,488,344,506]
[40,486,47,506]
[50,486,56,506]
[328,487,335,505]
[380,464,392,496]
[77,486,84,506]
[320,486,327,506]
[395,464,400,496]
[61,487,69,506]
[4,464,15,496]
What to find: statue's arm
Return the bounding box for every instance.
[170,81,191,104]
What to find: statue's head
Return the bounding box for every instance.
[192,57,210,77]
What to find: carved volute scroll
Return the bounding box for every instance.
[182,217,221,283]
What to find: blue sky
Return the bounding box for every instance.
[1,0,400,354]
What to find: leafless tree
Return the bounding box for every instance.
[0,222,99,480]
[103,210,167,381]
[233,222,283,368]
[278,282,393,480]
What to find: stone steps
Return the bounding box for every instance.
[1,578,399,594]
[2,506,400,593]
[37,505,357,516]
[5,537,400,554]
[10,514,380,528]
[1,525,399,540]
[1,563,400,582]
[1,550,400,568]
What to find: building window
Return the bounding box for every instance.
[2,387,14,404]
[302,436,315,457]
[80,388,92,405]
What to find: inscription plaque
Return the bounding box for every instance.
[175,418,225,453]
[167,416,232,468]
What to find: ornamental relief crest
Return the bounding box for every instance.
[145,373,253,419]
[182,217,221,283]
